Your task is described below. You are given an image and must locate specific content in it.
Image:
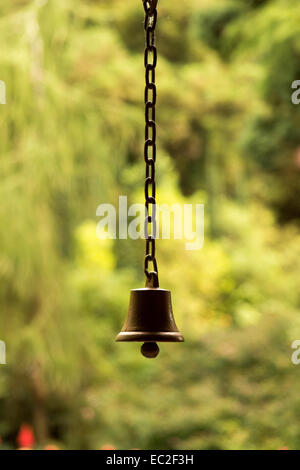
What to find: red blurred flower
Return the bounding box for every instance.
[17,424,35,449]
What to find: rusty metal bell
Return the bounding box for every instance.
[116,276,184,358]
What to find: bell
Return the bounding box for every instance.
[116,276,184,358]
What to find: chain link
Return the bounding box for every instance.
[143,1,159,285]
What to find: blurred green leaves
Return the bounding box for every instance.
[0,0,300,450]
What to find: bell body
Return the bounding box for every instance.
[116,288,184,343]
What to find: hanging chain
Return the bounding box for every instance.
[143,0,159,288]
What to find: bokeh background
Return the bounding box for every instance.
[0,0,300,450]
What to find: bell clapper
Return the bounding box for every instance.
[141,342,160,358]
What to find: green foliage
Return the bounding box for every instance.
[191,2,244,58]
[0,0,299,450]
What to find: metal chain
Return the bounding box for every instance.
[143,0,159,287]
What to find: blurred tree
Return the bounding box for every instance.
[0,0,299,450]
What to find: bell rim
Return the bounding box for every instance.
[115,331,184,342]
